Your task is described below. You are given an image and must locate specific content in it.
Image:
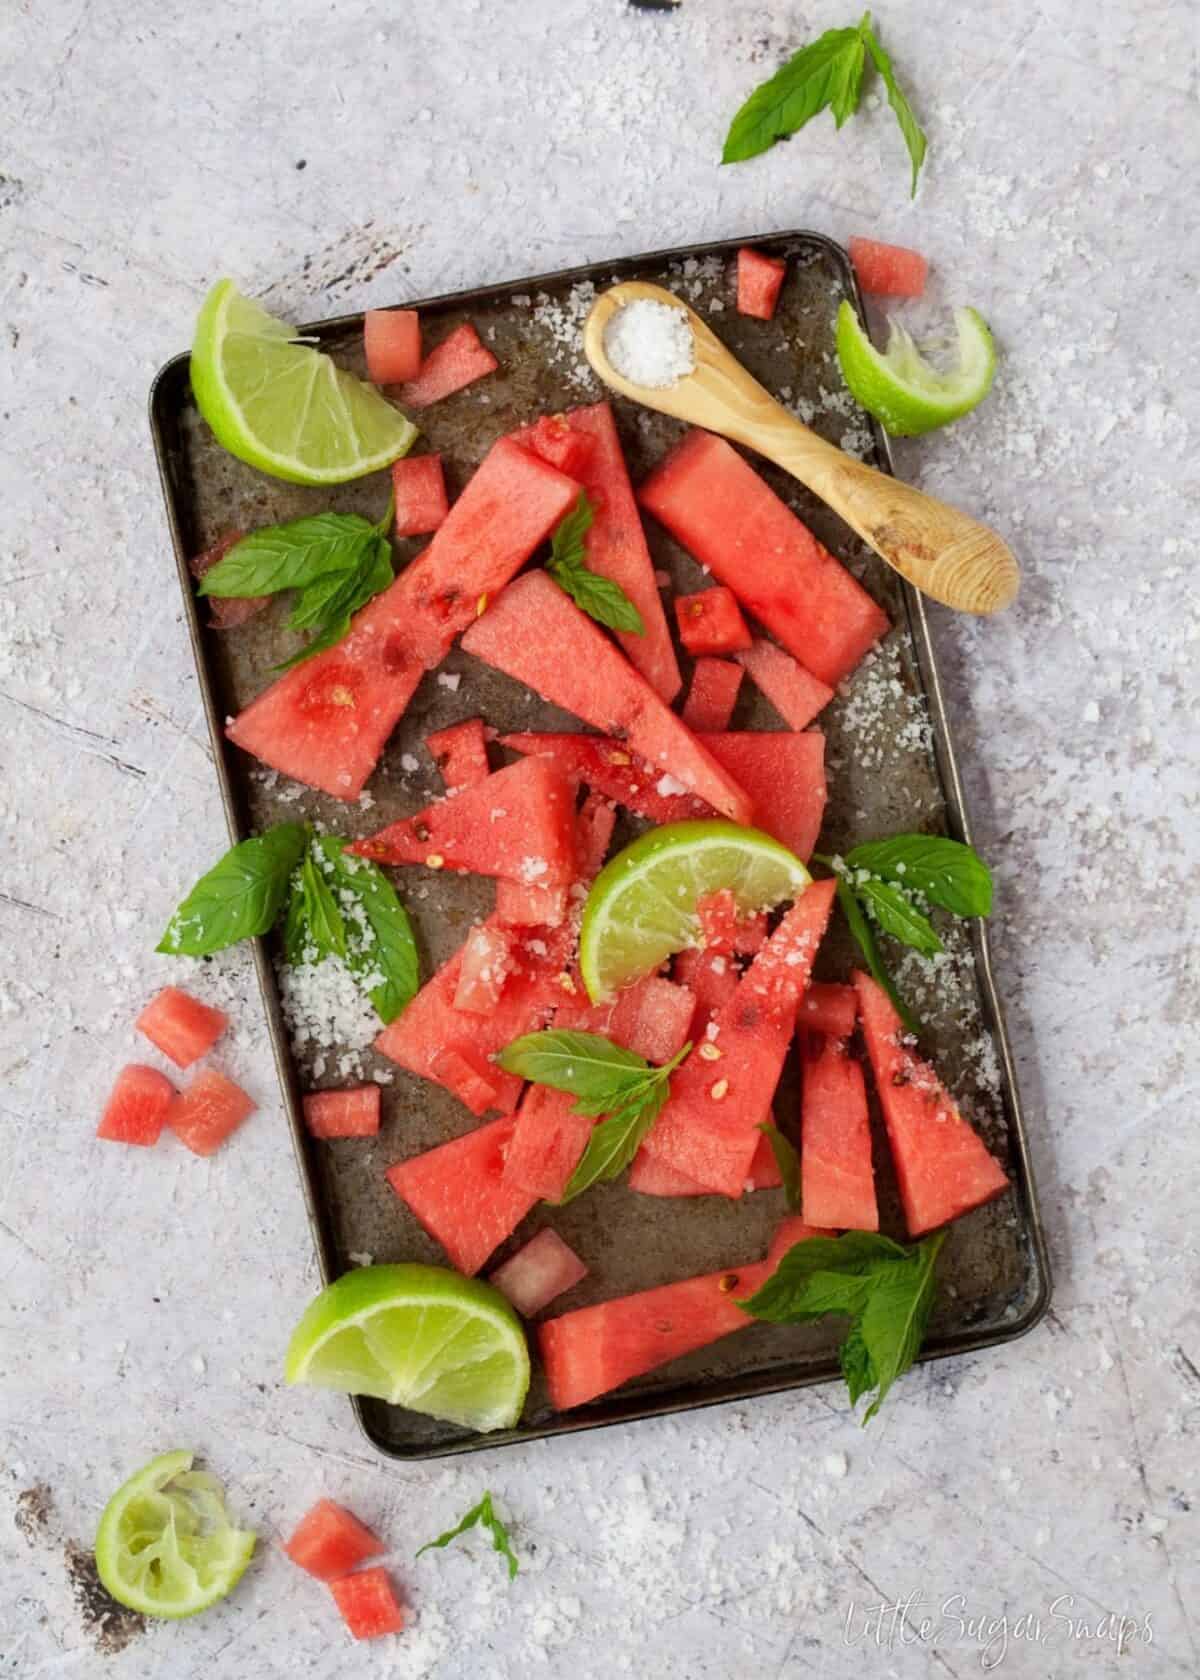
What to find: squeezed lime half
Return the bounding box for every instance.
[836,300,997,436]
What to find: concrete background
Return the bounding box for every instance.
[1,1,1197,1675]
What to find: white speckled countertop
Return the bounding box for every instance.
[2,2,1198,1675]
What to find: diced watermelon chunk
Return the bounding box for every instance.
[453,924,517,1015]
[520,413,596,479]
[848,236,928,298]
[573,790,618,879]
[226,438,578,799]
[425,717,489,789]
[166,1069,255,1157]
[735,639,834,731]
[736,247,787,320]
[97,1064,175,1147]
[681,658,742,732]
[329,1567,404,1640]
[387,1116,536,1274]
[302,1085,381,1139]
[189,533,267,629]
[674,587,752,656]
[607,974,694,1065]
[799,982,857,1039]
[351,757,576,884]
[673,946,739,1032]
[364,308,421,383]
[700,731,827,861]
[513,402,680,702]
[800,1033,878,1230]
[627,1150,706,1196]
[136,986,227,1069]
[430,1047,500,1117]
[398,321,497,409]
[639,431,889,687]
[284,1498,384,1580]
[489,1227,589,1316]
[696,888,740,955]
[854,971,1009,1235]
[391,454,448,537]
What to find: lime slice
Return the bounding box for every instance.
[835,300,997,437]
[285,1263,530,1433]
[579,819,811,1002]
[190,280,418,484]
[95,1450,255,1619]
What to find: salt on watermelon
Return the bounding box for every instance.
[284,1499,384,1580]
[226,438,579,800]
[493,877,569,929]
[700,732,827,861]
[501,731,708,825]
[604,974,694,1065]
[189,533,267,630]
[513,402,681,702]
[799,982,857,1039]
[453,924,517,1015]
[166,1069,255,1157]
[136,986,227,1069]
[97,1064,176,1147]
[489,1227,589,1317]
[520,413,595,479]
[350,756,576,883]
[386,1116,535,1275]
[495,789,616,930]
[364,308,421,384]
[638,430,889,687]
[853,971,1009,1235]
[848,236,928,298]
[736,247,787,320]
[391,454,448,536]
[799,1033,878,1231]
[328,1568,404,1640]
[673,945,739,1032]
[673,587,752,657]
[681,658,742,732]
[426,717,489,789]
[462,572,752,824]
[639,880,836,1196]
[398,321,498,408]
[735,639,834,731]
[302,1085,381,1139]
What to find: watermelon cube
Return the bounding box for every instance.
[97,1064,176,1147]
[798,982,857,1039]
[735,638,834,731]
[606,974,694,1065]
[136,986,227,1069]
[351,757,577,884]
[489,1227,589,1316]
[700,731,827,861]
[696,888,768,957]
[391,454,448,537]
[425,717,489,790]
[848,236,928,298]
[284,1498,384,1580]
[166,1069,255,1157]
[854,971,1009,1235]
[521,413,595,479]
[639,430,889,687]
[453,924,517,1015]
[674,587,752,656]
[800,1033,878,1230]
[464,573,752,823]
[387,1116,536,1274]
[189,532,267,630]
[226,438,578,800]
[737,247,787,320]
[302,1085,381,1139]
[364,308,421,384]
[329,1567,404,1639]
[628,1150,706,1196]
[398,321,498,409]
[681,658,742,733]
[573,790,618,879]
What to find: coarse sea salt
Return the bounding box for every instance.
[604,299,694,388]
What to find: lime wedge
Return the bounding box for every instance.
[190,280,418,484]
[835,300,997,437]
[285,1264,530,1433]
[94,1450,255,1619]
[579,819,811,1002]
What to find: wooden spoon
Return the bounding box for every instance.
[583,280,1019,615]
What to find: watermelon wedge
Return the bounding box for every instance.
[391,453,448,536]
[681,658,742,733]
[699,732,827,861]
[364,308,421,384]
[302,1085,381,1138]
[431,1047,501,1117]
[513,402,680,701]
[500,731,708,824]
[495,788,615,930]
[463,573,751,822]
[799,982,857,1039]
[489,1228,589,1317]
[386,1116,536,1275]
[329,1568,404,1639]
[848,236,928,298]
[351,757,576,883]
[502,1083,594,1203]
[521,413,595,479]
[453,924,517,1015]
[735,639,835,731]
[97,1064,176,1147]
[800,1033,878,1231]
[736,247,787,320]
[747,1130,784,1189]
[674,587,752,656]
[493,878,569,929]
[425,717,489,789]
[398,321,497,408]
[854,971,1009,1235]
[638,430,888,686]
[166,1069,256,1157]
[136,986,227,1069]
[226,438,578,799]
[284,1499,384,1580]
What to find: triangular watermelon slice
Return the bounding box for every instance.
[501,732,709,823]
[799,1031,878,1231]
[735,639,834,731]
[853,971,1009,1235]
[386,1116,536,1275]
[699,732,827,862]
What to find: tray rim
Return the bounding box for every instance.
[148,228,1051,1460]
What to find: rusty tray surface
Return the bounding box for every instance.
[149,232,1050,1458]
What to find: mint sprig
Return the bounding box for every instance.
[416,1491,519,1581]
[157,824,307,956]
[547,493,645,635]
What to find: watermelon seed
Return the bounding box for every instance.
[709,1079,729,1101]
[425,853,445,870]
[698,1043,722,1061]
[717,1273,740,1293]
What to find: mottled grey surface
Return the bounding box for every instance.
[1,2,1197,1677]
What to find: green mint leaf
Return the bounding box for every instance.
[839,1323,876,1407]
[416,1491,519,1581]
[857,1229,945,1419]
[299,848,347,960]
[557,1080,669,1203]
[861,18,927,196]
[835,879,920,1036]
[313,836,419,1024]
[274,536,395,671]
[497,1029,654,1109]
[721,23,867,164]
[157,823,307,956]
[845,834,993,918]
[758,1123,801,1211]
[282,877,313,965]
[549,492,596,570]
[197,512,377,598]
[856,877,943,957]
[549,560,646,635]
[738,1231,900,1321]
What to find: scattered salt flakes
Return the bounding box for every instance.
[656,772,688,796]
[276,956,381,1077]
[519,857,549,882]
[710,956,726,975]
[528,939,548,957]
[822,1451,848,1478]
[190,1354,206,1376]
[348,1251,374,1268]
[400,753,420,773]
[1082,700,1101,723]
[604,299,694,388]
[437,672,461,692]
[530,279,600,390]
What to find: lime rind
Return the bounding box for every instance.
[835,300,997,437]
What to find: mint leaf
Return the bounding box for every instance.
[157,823,307,956]
[274,535,395,671]
[313,836,419,1024]
[550,493,595,571]
[197,513,377,598]
[557,1080,669,1203]
[758,1123,801,1211]
[856,877,942,956]
[547,493,645,635]
[298,848,347,960]
[497,1029,655,1109]
[835,878,919,1035]
[845,835,992,918]
[416,1491,519,1581]
[860,19,927,197]
[721,22,867,163]
[856,1229,944,1420]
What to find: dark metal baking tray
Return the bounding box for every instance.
[149,231,1050,1458]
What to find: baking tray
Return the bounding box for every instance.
[149,231,1050,1458]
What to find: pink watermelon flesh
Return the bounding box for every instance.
[638,429,889,687]
[398,321,498,408]
[513,401,681,702]
[695,889,765,957]
[329,1568,404,1640]
[606,974,694,1065]
[97,1063,176,1147]
[767,1214,829,1265]
[854,971,1009,1236]
[573,791,618,879]
[364,308,421,384]
[736,247,787,320]
[136,986,228,1069]
[501,731,708,824]
[521,413,596,478]
[284,1499,384,1580]
[800,1032,878,1231]
[848,236,928,298]
[735,638,834,731]
[502,1083,595,1202]
[453,924,517,1015]
[489,1227,589,1316]
[700,732,827,861]
[189,533,267,629]
[430,1047,500,1117]
[799,982,858,1039]
[386,1115,535,1275]
[495,789,615,930]
[166,1069,255,1157]
[494,877,569,929]
[628,1150,707,1196]
[462,572,753,824]
[674,586,752,657]
[302,1085,381,1139]
[673,945,739,1034]
[425,716,489,789]
[391,453,448,536]
[681,657,743,733]
[747,1130,784,1189]
[226,438,578,799]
